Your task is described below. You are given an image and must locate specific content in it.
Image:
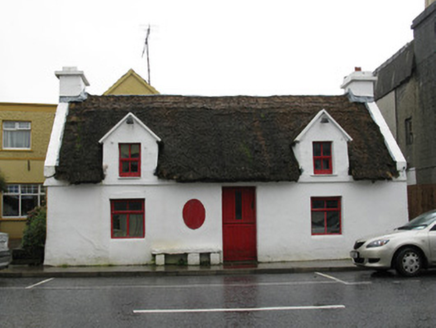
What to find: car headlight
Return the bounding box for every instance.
[366,239,390,248]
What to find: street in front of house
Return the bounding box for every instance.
[1,270,436,327]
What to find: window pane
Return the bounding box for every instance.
[311,212,325,234]
[114,201,128,211]
[322,159,330,170]
[3,196,19,216]
[6,185,19,193]
[3,121,16,129]
[312,200,324,209]
[235,191,242,220]
[121,161,130,173]
[130,162,139,173]
[21,195,38,216]
[120,145,130,158]
[129,201,142,211]
[3,130,30,148]
[313,143,321,156]
[18,122,31,129]
[129,214,144,237]
[21,185,38,194]
[326,212,340,233]
[314,159,322,170]
[131,144,140,158]
[326,200,338,208]
[113,214,127,237]
[323,143,331,156]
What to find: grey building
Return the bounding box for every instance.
[374,2,436,218]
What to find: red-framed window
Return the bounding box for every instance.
[119,143,141,177]
[111,199,145,238]
[313,142,332,174]
[311,197,341,235]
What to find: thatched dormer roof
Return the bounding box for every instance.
[55,94,398,184]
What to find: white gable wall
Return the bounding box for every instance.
[100,115,160,184]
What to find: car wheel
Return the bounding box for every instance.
[394,247,423,277]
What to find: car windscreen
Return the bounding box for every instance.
[397,211,436,230]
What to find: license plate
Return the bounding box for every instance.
[350,250,359,259]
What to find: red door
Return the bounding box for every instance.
[222,187,257,262]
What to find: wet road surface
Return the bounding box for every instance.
[1,270,435,327]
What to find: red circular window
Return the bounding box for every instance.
[183,199,206,230]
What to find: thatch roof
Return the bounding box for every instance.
[55,94,398,184]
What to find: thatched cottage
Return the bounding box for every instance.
[43,67,407,266]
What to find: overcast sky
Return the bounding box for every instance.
[0,0,425,104]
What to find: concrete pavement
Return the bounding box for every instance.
[0,259,359,278]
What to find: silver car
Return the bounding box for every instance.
[0,232,11,269]
[350,210,436,277]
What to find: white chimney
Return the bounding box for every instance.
[55,66,90,99]
[340,67,377,98]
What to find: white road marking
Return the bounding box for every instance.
[315,272,371,285]
[133,304,346,314]
[26,280,339,290]
[26,278,54,289]
[16,274,373,291]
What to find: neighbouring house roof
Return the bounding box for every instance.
[103,69,159,95]
[55,94,398,184]
[373,42,415,100]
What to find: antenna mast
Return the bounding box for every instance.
[142,25,151,84]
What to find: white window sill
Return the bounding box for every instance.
[310,174,338,177]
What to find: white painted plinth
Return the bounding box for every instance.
[155,254,165,266]
[187,253,200,265]
[210,253,220,265]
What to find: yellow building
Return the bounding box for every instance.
[0,102,56,243]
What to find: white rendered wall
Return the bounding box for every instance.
[44,178,407,266]
[44,183,223,266]
[256,180,408,262]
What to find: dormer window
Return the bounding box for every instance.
[119,143,141,177]
[313,142,332,174]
